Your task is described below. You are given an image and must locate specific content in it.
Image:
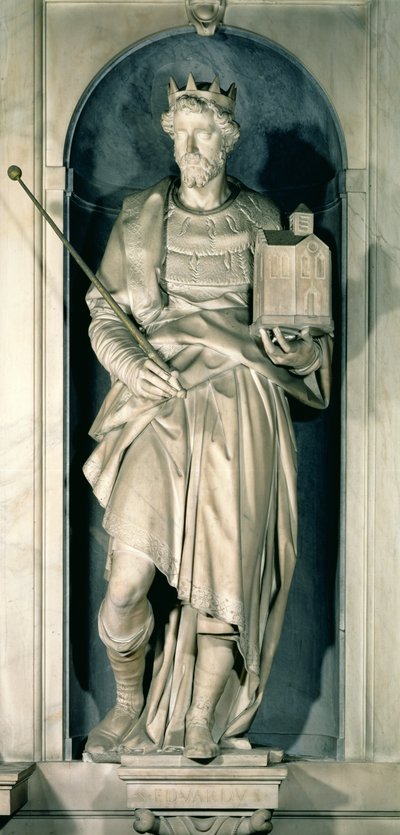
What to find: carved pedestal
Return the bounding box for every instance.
[118,750,287,834]
[0,763,35,816]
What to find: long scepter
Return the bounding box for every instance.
[7,164,179,386]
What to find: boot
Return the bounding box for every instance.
[84,600,153,760]
[184,632,236,761]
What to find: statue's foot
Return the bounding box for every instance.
[119,727,157,755]
[84,705,138,760]
[184,723,219,761]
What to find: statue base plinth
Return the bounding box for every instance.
[118,749,287,833]
[0,763,35,816]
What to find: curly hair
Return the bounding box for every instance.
[161,95,240,155]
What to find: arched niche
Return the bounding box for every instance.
[64,27,345,760]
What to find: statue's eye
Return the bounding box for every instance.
[198,132,211,140]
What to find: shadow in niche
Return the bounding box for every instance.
[256,128,337,212]
[68,206,116,751]
[260,128,336,186]
[65,27,344,759]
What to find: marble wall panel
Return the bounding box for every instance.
[41,185,65,760]
[0,0,41,762]
[344,188,369,760]
[368,0,400,761]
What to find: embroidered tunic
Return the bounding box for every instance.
[84,177,332,748]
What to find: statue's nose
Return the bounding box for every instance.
[186,133,197,153]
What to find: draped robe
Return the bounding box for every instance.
[84,177,332,750]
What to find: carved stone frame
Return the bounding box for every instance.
[2,0,400,825]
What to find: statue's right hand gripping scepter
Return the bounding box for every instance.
[7,165,182,394]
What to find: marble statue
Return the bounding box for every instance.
[83,74,333,763]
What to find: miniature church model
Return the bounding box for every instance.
[251,205,333,337]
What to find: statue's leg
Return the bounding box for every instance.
[85,548,155,758]
[184,616,237,761]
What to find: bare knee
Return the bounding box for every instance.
[107,576,144,610]
[107,551,155,610]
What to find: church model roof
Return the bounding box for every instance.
[262,229,309,246]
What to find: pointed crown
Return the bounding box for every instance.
[168,74,237,113]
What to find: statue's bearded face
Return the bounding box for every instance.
[173,107,227,188]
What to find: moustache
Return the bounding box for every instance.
[178,152,211,169]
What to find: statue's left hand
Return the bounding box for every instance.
[260,326,318,370]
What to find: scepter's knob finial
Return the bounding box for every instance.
[7,165,22,180]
